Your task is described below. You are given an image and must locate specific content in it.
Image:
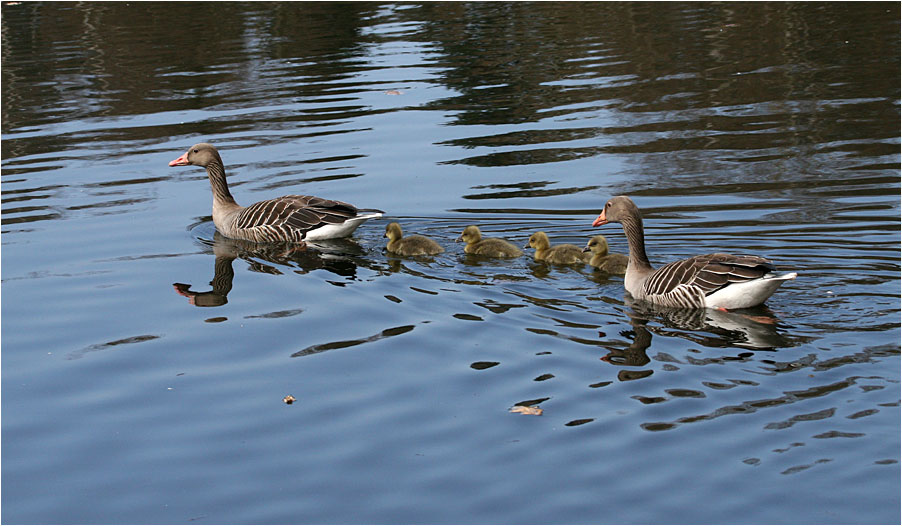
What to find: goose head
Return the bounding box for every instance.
[592,195,640,226]
[169,143,222,168]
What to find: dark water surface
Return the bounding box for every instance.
[2,2,900,524]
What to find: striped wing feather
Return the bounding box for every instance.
[236,195,359,239]
[645,253,776,298]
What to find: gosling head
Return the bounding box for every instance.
[525,231,550,250]
[583,235,609,255]
[384,222,403,241]
[457,225,482,244]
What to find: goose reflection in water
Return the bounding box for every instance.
[173,231,369,307]
[625,297,798,351]
[603,297,798,373]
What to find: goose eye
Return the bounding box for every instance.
[193,149,198,153]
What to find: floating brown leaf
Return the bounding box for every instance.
[283,395,296,405]
[510,405,543,416]
[384,90,403,95]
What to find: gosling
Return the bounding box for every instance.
[583,235,628,274]
[525,231,586,265]
[384,222,444,256]
[457,225,523,258]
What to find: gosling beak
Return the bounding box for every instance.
[592,210,608,227]
[168,152,190,167]
[582,246,591,253]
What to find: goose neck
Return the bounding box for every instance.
[207,161,237,206]
[621,215,653,272]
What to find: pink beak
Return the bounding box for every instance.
[592,209,608,227]
[169,152,190,167]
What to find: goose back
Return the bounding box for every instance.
[231,195,364,243]
[639,253,784,308]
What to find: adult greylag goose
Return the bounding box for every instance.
[524,231,585,265]
[169,143,383,243]
[457,225,523,258]
[592,196,797,309]
[583,235,628,274]
[384,222,444,256]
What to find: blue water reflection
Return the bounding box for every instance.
[2,2,899,524]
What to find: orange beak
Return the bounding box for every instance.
[592,209,608,227]
[168,152,190,167]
